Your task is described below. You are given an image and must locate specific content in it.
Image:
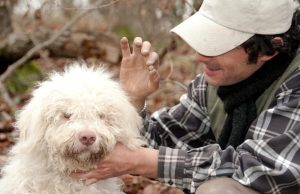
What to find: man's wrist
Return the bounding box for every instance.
[129,97,146,112]
[133,147,159,178]
[138,102,147,118]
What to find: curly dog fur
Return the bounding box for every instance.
[0,63,145,194]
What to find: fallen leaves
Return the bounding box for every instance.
[122,175,184,194]
[0,98,15,155]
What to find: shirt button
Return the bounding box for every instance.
[168,180,173,185]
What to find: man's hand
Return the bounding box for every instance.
[119,37,160,111]
[71,144,159,185]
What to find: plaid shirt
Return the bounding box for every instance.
[142,67,300,194]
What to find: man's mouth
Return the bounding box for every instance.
[203,65,222,76]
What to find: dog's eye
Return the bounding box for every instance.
[99,113,115,127]
[63,112,72,120]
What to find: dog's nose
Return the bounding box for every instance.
[78,131,96,146]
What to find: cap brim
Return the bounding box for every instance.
[171,12,254,56]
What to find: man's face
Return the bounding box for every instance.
[196,47,265,86]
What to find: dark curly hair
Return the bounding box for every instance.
[241,9,300,64]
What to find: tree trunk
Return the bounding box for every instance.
[0,0,12,41]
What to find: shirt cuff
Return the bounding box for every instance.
[157,146,188,188]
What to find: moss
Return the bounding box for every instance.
[113,26,134,42]
[4,61,43,95]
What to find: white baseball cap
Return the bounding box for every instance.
[171,0,300,56]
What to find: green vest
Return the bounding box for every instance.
[207,53,300,138]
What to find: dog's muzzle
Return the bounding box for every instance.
[62,131,110,164]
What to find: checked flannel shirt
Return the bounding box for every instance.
[142,66,300,194]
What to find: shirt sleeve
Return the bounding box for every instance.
[142,74,215,150]
[153,68,300,194]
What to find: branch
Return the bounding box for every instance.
[60,0,119,11]
[161,79,187,91]
[0,82,15,111]
[184,0,197,14]
[29,32,53,65]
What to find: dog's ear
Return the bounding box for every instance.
[117,105,146,149]
[15,94,49,153]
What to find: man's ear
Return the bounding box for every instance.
[259,37,284,62]
[259,51,279,62]
[271,37,284,49]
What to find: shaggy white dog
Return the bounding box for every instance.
[0,64,145,194]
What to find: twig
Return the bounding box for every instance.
[160,53,187,91]
[162,79,187,91]
[184,0,197,13]
[0,82,15,111]
[165,54,174,80]
[59,0,119,11]
[29,33,53,66]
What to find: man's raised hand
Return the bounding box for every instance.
[119,37,160,111]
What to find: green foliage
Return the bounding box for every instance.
[113,26,134,42]
[4,61,43,95]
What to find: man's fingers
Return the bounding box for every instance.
[141,41,151,57]
[149,69,160,90]
[147,52,159,69]
[146,52,160,90]
[71,171,84,178]
[120,37,131,57]
[85,178,98,185]
[133,37,143,54]
[71,170,96,179]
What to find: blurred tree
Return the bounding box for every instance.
[0,0,12,40]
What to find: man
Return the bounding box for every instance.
[73,0,300,193]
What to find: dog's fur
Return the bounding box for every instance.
[0,64,145,194]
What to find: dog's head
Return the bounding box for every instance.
[15,63,144,172]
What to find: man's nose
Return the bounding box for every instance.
[196,53,213,63]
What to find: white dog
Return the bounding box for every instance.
[0,63,145,194]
